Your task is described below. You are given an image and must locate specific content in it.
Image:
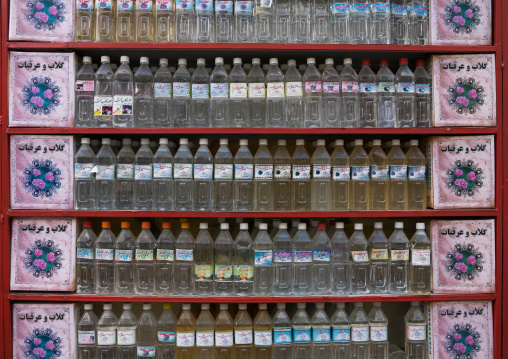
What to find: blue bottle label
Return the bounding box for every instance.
[351,166,370,180]
[196,0,214,11]
[156,0,173,10]
[391,4,407,15]
[137,346,155,357]
[408,166,426,180]
[158,331,176,342]
[176,0,194,10]
[351,3,370,13]
[313,250,331,262]
[215,1,233,14]
[293,329,311,343]
[136,0,152,10]
[331,3,349,14]
[273,330,292,344]
[389,166,407,179]
[410,5,427,16]
[235,1,253,14]
[77,0,94,10]
[372,2,389,13]
[254,250,273,266]
[333,328,351,342]
[370,165,389,179]
[416,83,431,95]
[312,329,331,343]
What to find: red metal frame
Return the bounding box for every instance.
[0,0,505,357]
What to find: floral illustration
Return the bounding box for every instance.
[25,0,65,31]
[445,324,481,358]
[24,240,62,278]
[22,77,61,115]
[444,0,481,34]
[23,159,62,198]
[446,243,483,281]
[446,160,483,197]
[447,78,484,114]
[24,328,62,359]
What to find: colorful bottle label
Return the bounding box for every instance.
[313,329,331,343]
[174,164,193,179]
[378,82,395,93]
[371,248,388,260]
[95,0,112,9]
[196,0,214,11]
[154,83,172,97]
[267,82,285,98]
[293,329,311,343]
[97,330,116,345]
[157,249,174,261]
[351,251,369,262]
[405,324,426,341]
[259,0,272,8]
[351,3,370,13]
[391,4,407,15]
[192,84,210,99]
[113,95,133,116]
[75,163,94,179]
[137,347,155,357]
[254,331,272,346]
[117,330,136,345]
[397,82,416,93]
[195,265,213,280]
[96,248,114,260]
[76,80,94,91]
[372,2,389,13]
[305,82,322,93]
[274,164,291,179]
[156,0,173,11]
[215,265,233,280]
[341,81,359,93]
[136,0,152,9]
[215,332,234,347]
[313,164,331,179]
[196,332,214,347]
[136,249,154,260]
[410,5,427,16]
[331,3,349,14]
[230,83,248,98]
[158,331,176,342]
[416,83,431,95]
[293,165,311,180]
[215,164,233,179]
[359,82,378,93]
[351,327,369,342]
[234,265,254,281]
[235,1,253,14]
[135,165,153,180]
[351,166,370,180]
[391,250,409,261]
[274,251,292,263]
[117,0,134,10]
[235,330,253,344]
[408,166,426,180]
[389,165,407,179]
[78,331,96,345]
[176,0,194,10]
[77,0,94,10]
[176,332,195,347]
[173,82,191,97]
[94,96,113,117]
[116,164,135,179]
[235,164,254,179]
[333,166,350,181]
[194,164,213,179]
[323,82,341,93]
[115,249,133,261]
[248,83,266,98]
[255,164,273,179]
[370,327,388,341]
[411,249,431,266]
[313,250,331,262]
[274,330,291,344]
[176,249,194,261]
[254,250,273,266]
[154,163,173,179]
[294,251,312,263]
[96,165,115,180]
[215,1,233,14]
[332,328,350,343]
[370,165,389,179]
[211,83,230,98]
[286,82,303,97]
[77,248,94,259]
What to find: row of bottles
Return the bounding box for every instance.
[74,137,427,211]
[75,55,431,128]
[78,301,428,359]
[75,0,429,45]
[76,219,431,296]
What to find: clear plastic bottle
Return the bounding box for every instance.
[75,57,95,127]
[303,58,323,128]
[75,138,96,210]
[292,303,312,359]
[368,303,389,359]
[248,58,267,127]
[313,0,330,43]
[331,140,349,210]
[389,222,410,294]
[330,0,350,43]
[312,224,331,294]
[272,223,293,295]
[94,56,114,127]
[266,58,286,127]
[230,58,250,127]
[116,0,135,42]
[214,139,234,210]
[408,0,428,45]
[174,138,194,210]
[195,0,215,42]
[173,59,192,127]
[135,0,154,42]
[216,0,234,42]
[191,58,210,127]
[254,0,273,42]
[95,0,115,42]
[153,138,174,210]
[175,222,195,295]
[410,223,431,294]
[215,303,234,358]
[390,0,407,44]
[253,223,273,295]
[350,0,370,44]
[134,57,154,127]
[321,59,341,128]
[77,222,97,294]
[215,223,235,295]
[292,223,312,295]
[137,304,157,358]
[234,139,254,211]
[311,303,332,359]
[274,0,290,43]
[157,303,177,358]
[273,140,292,210]
[96,138,116,210]
[134,222,156,294]
[194,223,214,295]
[369,140,389,210]
[176,304,196,359]
[331,222,350,295]
[112,56,134,128]
[134,138,154,210]
[210,57,230,128]
[156,222,175,295]
[387,139,408,210]
[97,303,118,358]
[350,302,369,358]
[291,0,311,43]
[155,0,175,42]
[114,222,135,295]
[234,223,254,295]
[407,139,427,210]
[377,59,397,128]
[115,138,135,209]
[395,58,416,128]
[175,0,195,42]
[311,139,332,210]
[153,58,173,127]
[331,303,351,358]
[234,304,254,359]
[78,303,98,359]
[405,302,428,358]
[193,138,214,211]
[234,0,254,42]
[254,303,273,358]
[254,139,273,211]
[284,60,304,127]
[414,60,431,128]
[350,223,369,294]
[368,222,389,294]
[95,222,116,294]
[75,0,95,41]
[358,59,378,127]
[370,0,390,44]
[340,58,359,127]
[292,139,311,210]
[195,303,215,359]
[272,303,292,359]
[350,139,371,211]
[117,303,137,358]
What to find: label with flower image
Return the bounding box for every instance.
[313,329,331,343]
[195,265,213,281]
[411,249,431,266]
[154,83,172,97]
[235,330,253,344]
[78,331,96,345]
[351,327,369,342]
[194,164,213,179]
[323,82,341,93]
[274,164,291,179]
[396,82,415,93]
[113,95,134,115]
[351,3,370,13]
[234,265,254,281]
[274,251,292,263]
[215,332,233,347]
[96,248,114,260]
[137,347,155,357]
[267,83,285,97]
[333,166,350,181]
[333,329,350,343]
[177,333,195,347]
[196,0,214,11]
[176,249,194,261]
[255,331,273,346]
[389,166,407,179]
[135,165,153,180]
[118,0,134,10]
[391,250,409,261]
[136,249,154,261]
[409,5,427,16]
[94,96,113,117]
[305,82,322,93]
[196,332,214,347]
[215,265,233,280]
[370,165,389,179]
[314,250,331,262]
[174,164,193,179]
[156,0,173,10]
[157,249,174,261]
[235,1,252,13]
[215,164,233,179]
[176,0,194,10]
[116,164,135,179]
[158,331,176,342]
[378,82,395,93]
[351,251,369,262]
[293,165,311,180]
[118,330,136,345]
[416,84,431,95]
[370,327,388,341]
[342,81,359,93]
[97,165,115,180]
[255,250,273,266]
[115,249,133,261]
[391,4,407,15]
[215,1,233,14]
[274,330,292,344]
[405,324,426,341]
[294,251,312,263]
[211,83,229,98]
[372,2,389,12]
[331,3,349,14]
[192,84,210,99]
[235,164,254,179]
[75,163,94,179]
[97,330,116,345]
[360,82,377,93]
[313,165,331,179]
[77,0,94,10]
[351,166,370,180]
[408,166,426,180]
[286,82,303,97]
[95,0,112,9]
[77,248,94,259]
[255,165,273,179]
[230,83,248,98]
[173,82,191,97]
[154,163,173,179]
[76,81,94,92]
[248,83,266,98]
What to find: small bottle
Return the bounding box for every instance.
[272,223,293,295]
[266,58,286,127]
[285,59,304,127]
[194,138,214,211]
[234,139,254,211]
[410,223,431,294]
[254,0,273,42]
[368,222,389,294]
[134,57,154,127]
[303,58,323,128]
[137,304,157,358]
[370,0,390,44]
[387,139,408,210]
[340,58,359,127]
[175,0,195,42]
[94,56,114,127]
[195,0,215,42]
[254,139,273,211]
[330,0,350,43]
[176,304,196,359]
[175,222,195,295]
[214,139,234,211]
[247,58,267,127]
[234,223,255,295]
[358,59,378,127]
[350,303,370,358]
[95,222,116,294]
[395,58,416,128]
[153,138,174,210]
[253,223,273,295]
[157,303,177,358]
[153,58,173,127]
[235,304,254,359]
[215,223,235,295]
[155,0,175,42]
[292,303,312,358]
[292,139,311,210]
[174,138,194,210]
[350,139,371,211]
[96,138,116,210]
[390,0,408,44]
[194,223,214,295]
[311,139,332,210]
[389,222,410,294]
[74,138,96,210]
[405,302,428,358]
[234,0,254,42]
[293,223,312,295]
[78,303,98,358]
[134,138,154,210]
[155,222,176,295]
[350,223,369,294]
[414,60,431,128]
[321,58,341,128]
[331,303,351,358]
[215,304,234,357]
[313,223,332,294]
[134,222,156,294]
[229,58,250,127]
[273,140,293,210]
[254,303,273,358]
[114,221,135,295]
[77,221,97,294]
[95,0,115,42]
[350,0,370,44]
[115,138,135,209]
[113,56,134,128]
[97,303,118,357]
[173,58,192,128]
[331,222,350,295]
[291,0,311,43]
[407,139,427,210]
[368,303,389,359]
[191,58,211,127]
[377,59,397,127]
[274,0,290,43]
[75,0,95,41]
[312,303,332,359]
[272,303,292,358]
[313,0,330,43]
[408,0,428,45]
[196,303,215,358]
[216,0,234,42]
[75,57,95,127]
[117,303,137,358]
[331,140,349,210]
[369,140,389,210]
[210,57,231,128]
[116,0,135,42]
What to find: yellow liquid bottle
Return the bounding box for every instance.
[331,139,350,210]
[406,139,427,210]
[215,304,235,359]
[196,303,215,359]
[387,139,408,210]
[155,0,175,42]
[95,0,116,42]
[116,0,135,42]
[349,139,371,211]
[253,303,272,359]
[176,304,196,359]
[75,0,95,41]
[234,304,253,359]
[369,139,389,210]
[136,0,155,41]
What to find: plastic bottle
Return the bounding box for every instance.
[370,0,390,44]
[173,58,192,127]
[117,303,137,358]
[155,0,174,42]
[272,140,292,210]
[134,57,154,127]
[77,222,97,294]
[134,222,156,294]
[97,303,118,357]
[312,223,332,294]
[291,139,310,210]
[247,58,267,127]
[330,140,349,210]
[272,223,293,295]
[156,222,175,295]
[254,139,273,211]
[116,0,134,42]
[350,0,370,44]
[253,223,273,295]
[174,138,194,210]
[292,303,312,359]
[272,303,292,359]
[368,222,389,294]
[320,58,340,128]
[311,139,332,210]
[274,0,290,43]
[75,138,96,210]
[115,139,135,209]
[330,222,350,295]
[153,58,173,127]
[113,56,134,127]
[254,303,272,358]
[214,223,234,295]
[95,0,114,42]
[234,139,254,211]
[407,139,427,210]
[358,59,378,127]
[234,223,254,295]
[330,0,350,43]
[96,138,116,210]
[153,138,174,210]
[350,139,371,211]
[211,139,234,211]
[75,57,95,127]
[195,303,215,359]
[157,303,177,358]
[302,58,323,127]
[195,0,215,42]
[175,222,195,295]
[292,223,312,295]
[193,223,214,295]
[369,140,389,210]
[340,58,359,127]
[191,58,210,127]
[114,222,135,294]
[193,138,214,211]
[389,222,410,294]
[377,59,397,127]
[312,0,329,42]
[215,304,234,358]
[175,0,195,42]
[135,0,154,41]
[234,304,254,359]
[266,58,286,127]
[410,223,431,294]
[176,304,196,359]
[414,60,431,127]
[408,0,428,45]
[134,138,154,210]
[75,0,95,41]
[349,303,370,358]
[368,302,389,359]
[216,0,234,42]
[350,223,369,294]
[210,57,230,127]
[78,303,98,359]
[291,0,311,43]
[395,58,416,128]
[254,0,273,42]
[234,0,254,42]
[311,303,332,359]
[136,304,157,358]
[390,0,407,44]
[331,303,351,358]
[284,60,304,127]
[230,58,250,127]
[405,302,428,358]
[387,139,408,210]
[94,56,114,127]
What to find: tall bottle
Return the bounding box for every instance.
[175,222,195,295]
[77,222,96,294]
[214,139,234,211]
[395,58,416,128]
[134,57,154,127]
[405,302,428,358]
[330,0,350,43]
[390,0,407,44]
[115,138,135,209]
[350,0,370,44]
[75,0,95,41]
[134,138,154,209]
[117,303,137,359]
[291,0,311,43]
[311,139,332,210]
[137,304,157,358]
[292,139,311,210]
[116,0,135,42]
[195,303,215,359]
[350,303,369,358]
[78,303,97,359]
[350,139,371,210]
[331,222,350,295]
[312,303,332,359]
[312,223,331,294]
[321,58,341,128]
[254,304,272,359]
[234,223,254,295]
[215,304,234,358]
[377,59,397,127]
[253,223,273,295]
[330,140,349,210]
[96,138,116,210]
[274,0,290,43]
[331,303,351,359]
[313,0,330,43]
[157,303,177,359]
[75,57,95,127]
[97,303,118,359]
[387,139,408,210]
[254,139,273,210]
[173,59,192,127]
[153,138,174,210]
[302,58,323,127]
[292,303,312,359]
[247,58,267,127]
[112,56,134,128]
[254,0,273,42]
[350,223,369,294]
[389,222,410,294]
[216,0,234,42]
[358,59,378,127]
[194,223,214,295]
[368,303,389,359]
[408,0,428,45]
[215,223,234,295]
[292,223,312,295]
[134,222,156,294]
[272,223,293,295]
[234,304,254,359]
[414,60,431,127]
[285,60,304,127]
[74,138,96,210]
[194,138,214,211]
[191,59,210,127]
[95,0,115,42]
[175,0,195,42]
[370,0,390,44]
[407,139,427,210]
[369,140,389,210]
[266,58,286,127]
[272,140,292,210]
[210,57,230,128]
[156,222,176,295]
[234,139,254,211]
[155,0,175,42]
[114,222,135,295]
[195,0,214,42]
[272,303,292,359]
[176,304,196,359]
[234,0,254,42]
[174,138,194,210]
[340,58,359,127]
[368,222,389,294]
[230,58,250,127]
[94,56,114,127]
[410,223,431,294]
[95,222,116,294]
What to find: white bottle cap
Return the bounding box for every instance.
[278,140,286,146]
[159,138,169,145]
[200,223,208,229]
[354,139,363,146]
[410,139,419,146]
[102,138,111,145]
[335,222,344,229]
[81,137,90,144]
[411,301,420,306]
[143,303,152,310]
[395,222,404,229]
[307,57,316,65]
[288,59,296,66]
[277,303,286,309]
[160,58,169,66]
[259,139,268,146]
[373,139,382,146]
[103,303,113,310]
[355,302,363,307]
[121,138,130,145]
[123,303,132,309]
[297,303,306,309]
[269,58,278,65]
[240,139,248,146]
[201,303,210,310]
[279,223,288,229]
[259,223,268,230]
[344,58,352,65]
[317,139,326,146]
[197,58,206,66]
[259,303,267,310]
[373,302,381,306]
[182,304,191,310]
[337,303,345,308]
[298,223,307,230]
[120,56,130,63]
[392,139,401,146]
[374,222,383,229]
[296,139,305,146]
[233,57,242,65]
[220,303,228,310]
[252,58,261,65]
[220,139,228,146]
[141,138,149,145]
[240,223,249,230]
[180,138,188,145]
[416,223,425,230]
[101,56,110,63]
[335,140,344,146]
[239,304,247,310]
[354,223,363,230]
[198,139,207,146]
[316,303,325,309]
[325,58,334,65]
[215,57,224,65]
[178,58,187,66]
[221,223,229,230]
[84,303,93,310]
[82,56,92,64]
[140,57,149,64]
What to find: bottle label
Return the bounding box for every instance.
[157,249,174,261]
[293,165,311,180]
[378,82,395,93]
[370,327,388,342]
[294,251,312,263]
[97,330,116,345]
[75,163,94,179]
[331,4,349,14]
[177,332,195,347]
[391,4,407,15]
[95,0,112,9]
[96,165,115,180]
[174,164,193,179]
[323,82,341,93]
[154,83,172,98]
[360,82,378,93]
[411,250,431,266]
[136,0,152,9]
[267,82,285,98]
[118,0,134,10]
[416,84,431,95]
[405,324,426,341]
[154,164,173,179]
[372,2,389,13]
[215,164,234,179]
[235,330,253,344]
[215,265,233,280]
[312,329,331,343]
[230,83,248,98]
[235,1,253,14]
[173,82,191,97]
[195,265,213,280]
[397,82,416,93]
[248,83,266,98]
[286,82,303,97]
[215,332,234,347]
[389,166,407,179]
[351,166,370,180]
[158,331,176,342]
[371,248,388,260]
[351,327,369,342]
[156,0,173,11]
[115,249,133,261]
[234,265,254,281]
[194,164,213,179]
[333,166,350,181]
[313,164,331,179]
[235,164,254,179]
[410,5,427,16]
[351,3,370,13]
[176,0,194,10]
[216,1,233,14]
[274,164,291,179]
[341,81,359,93]
[113,95,133,115]
[116,164,134,179]
[94,96,113,117]
[274,251,292,263]
[332,328,350,343]
[351,251,369,262]
[408,166,426,180]
[117,329,136,345]
[371,165,389,179]
[196,0,214,11]
[254,331,272,346]
[77,0,94,10]
[259,0,272,8]
[391,250,409,261]
[293,329,311,343]
[137,347,155,357]
[192,84,210,99]
[176,249,194,261]
[78,330,96,345]
[211,83,230,98]
[76,80,94,92]
[96,248,114,260]
[254,250,273,266]
[135,165,153,180]
[255,165,273,179]
[274,330,291,344]
[136,249,154,261]
[77,248,94,259]
[305,82,322,93]
[196,332,214,347]
[314,250,331,262]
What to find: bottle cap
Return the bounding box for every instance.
[163,303,172,310]
[239,304,247,310]
[277,139,286,146]
[288,59,296,66]
[374,222,383,229]
[121,222,130,229]
[141,138,150,145]
[178,58,187,66]
[83,56,92,64]
[103,303,113,310]
[380,59,388,66]
[373,302,381,306]
[199,223,208,229]
[83,221,93,228]
[120,56,130,63]
[279,223,287,229]
[84,303,93,310]
[102,138,111,145]
[199,138,208,145]
[307,57,316,65]
[318,223,326,230]
[220,303,228,310]
[259,223,268,230]
[143,303,151,310]
[101,56,110,63]
[354,223,363,230]
[395,222,404,229]
[201,303,210,310]
[317,139,326,146]
[162,222,171,229]
[240,223,249,230]
[141,222,150,229]
[102,221,111,228]
[197,58,206,66]
[325,58,334,65]
[373,139,381,146]
[298,223,307,230]
[140,57,149,64]
[335,222,344,229]
[180,138,189,145]
[123,303,132,309]
[337,303,345,308]
[220,223,229,230]
[160,138,169,145]
[416,223,425,230]
[392,139,400,146]
[355,302,363,307]
[215,139,227,147]
[277,303,285,309]
[269,58,278,65]
[259,303,267,310]
[316,303,325,309]
[259,139,268,146]
[297,303,306,309]
[361,59,370,66]
[410,139,419,146]
[233,57,242,65]
[81,137,90,144]
[416,59,424,66]
[160,58,169,66]
[354,139,363,146]
[240,139,248,146]
[399,58,409,65]
[215,57,224,65]
[344,58,352,65]
[252,58,261,65]
[335,139,344,146]
[121,138,131,145]
[411,301,420,306]
[181,222,190,229]
[182,304,191,310]
[296,139,305,146]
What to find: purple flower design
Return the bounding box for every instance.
[31,96,44,107]
[454,262,468,273]
[454,333,462,341]
[467,172,476,181]
[456,96,469,107]
[33,347,46,358]
[46,340,55,350]
[465,9,473,19]
[455,253,464,261]
[454,343,467,354]
[456,86,465,94]
[31,86,40,94]
[32,178,45,190]
[44,89,53,100]
[33,338,42,345]
[455,169,463,177]
[453,5,461,13]
[36,2,45,9]
[46,252,55,263]
[453,15,466,26]
[37,260,47,270]
[35,249,43,257]
[465,335,474,345]
[48,5,57,15]
[45,172,54,182]
[33,169,42,177]
[35,11,49,23]
[468,89,477,99]
[455,178,468,190]
[467,255,476,266]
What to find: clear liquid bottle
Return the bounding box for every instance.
[158,303,177,359]
[194,138,214,211]
[313,0,330,43]
[253,223,273,295]
[234,223,254,295]
[321,59,341,128]
[173,59,192,127]
[390,0,407,44]
[194,223,214,295]
[115,138,135,209]
[134,138,154,210]
[292,223,312,295]
[234,139,254,211]
[191,58,210,127]
[370,0,390,44]
[368,303,389,359]
[196,303,215,359]
[350,0,370,44]
[247,58,267,127]
[174,138,194,210]
[210,57,230,128]
[254,139,273,211]
[254,303,272,359]
[350,223,369,294]
[175,222,195,295]
[138,304,157,358]
[377,59,397,127]
[331,140,349,210]
[214,139,234,211]
[156,222,176,295]
[410,223,431,294]
[117,303,137,359]
[114,222,135,295]
[408,0,428,45]
[312,303,332,359]
[388,222,409,294]
[77,222,96,294]
[96,138,116,210]
[303,58,323,127]
[414,60,431,127]
[274,0,290,43]
[155,0,175,42]
[154,58,173,127]
[234,304,254,359]
[153,138,174,210]
[285,60,304,128]
[78,303,98,359]
[176,304,196,359]
[175,0,195,42]
[75,0,95,41]
[113,56,134,128]
[135,0,154,42]
[75,57,95,127]
[387,139,408,210]
[358,59,378,127]
[216,0,234,42]
[230,58,250,127]
[97,303,118,358]
[95,0,115,42]
[215,303,234,359]
[95,222,116,294]
[134,57,154,127]
[331,222,350,295]
[75,138,96,210]
[266,58,286,127]
[116,0,135,42]
[369,140,389,210]
[254,0,273,42]
[215,223,234,295]
[405,302,428,358]
[350,303,369,358]
[395,58,416,128]
[94,56,114,127]
[134,222,156,294]
[292,303,312,359]
[234,0,254,42]
[331,303,351,358]
[368,222,389,294]
[292,139,311,210]
[340,58,359,127]
[407,139,427,210]
[272,303,292,359]
[350,139,371,210]
[272,223,293,295]
[330,0,350,43]
[291,0,311,43]
[311,140,332,210]
[273,140,293,210]
[195,0,215,42]
[313,223,331,294]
